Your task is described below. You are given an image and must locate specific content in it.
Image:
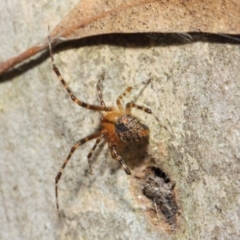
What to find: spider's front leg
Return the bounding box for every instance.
[109,144,131,175]
[48,35,113,112]
[55,132,102,218]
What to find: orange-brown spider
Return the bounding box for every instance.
[48,37,159,217]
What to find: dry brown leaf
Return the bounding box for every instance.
[0,0,239,75]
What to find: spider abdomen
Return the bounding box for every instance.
[115,115,149,143]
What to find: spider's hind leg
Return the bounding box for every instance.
[109,144,131,175]
[116,86,133,112]
[116,79,151,112]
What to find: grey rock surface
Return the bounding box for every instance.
[0,1,240,240]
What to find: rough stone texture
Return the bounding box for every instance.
[0,1,240,240]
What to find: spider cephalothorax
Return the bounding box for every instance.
[48,36,159,217]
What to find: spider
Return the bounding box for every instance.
[48,37,160,217]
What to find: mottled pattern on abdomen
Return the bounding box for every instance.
[115,115,149,142]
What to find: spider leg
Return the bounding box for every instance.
[117,79,151,112]
[125,102,160,122]
[87,133,106,174]
[125,102,171,133]
[48,36,113,112]
[96,73,107,109]
[117,86,133,112]
[125,102,153,115]
[55,132,102,218]
[109,144,131,175]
